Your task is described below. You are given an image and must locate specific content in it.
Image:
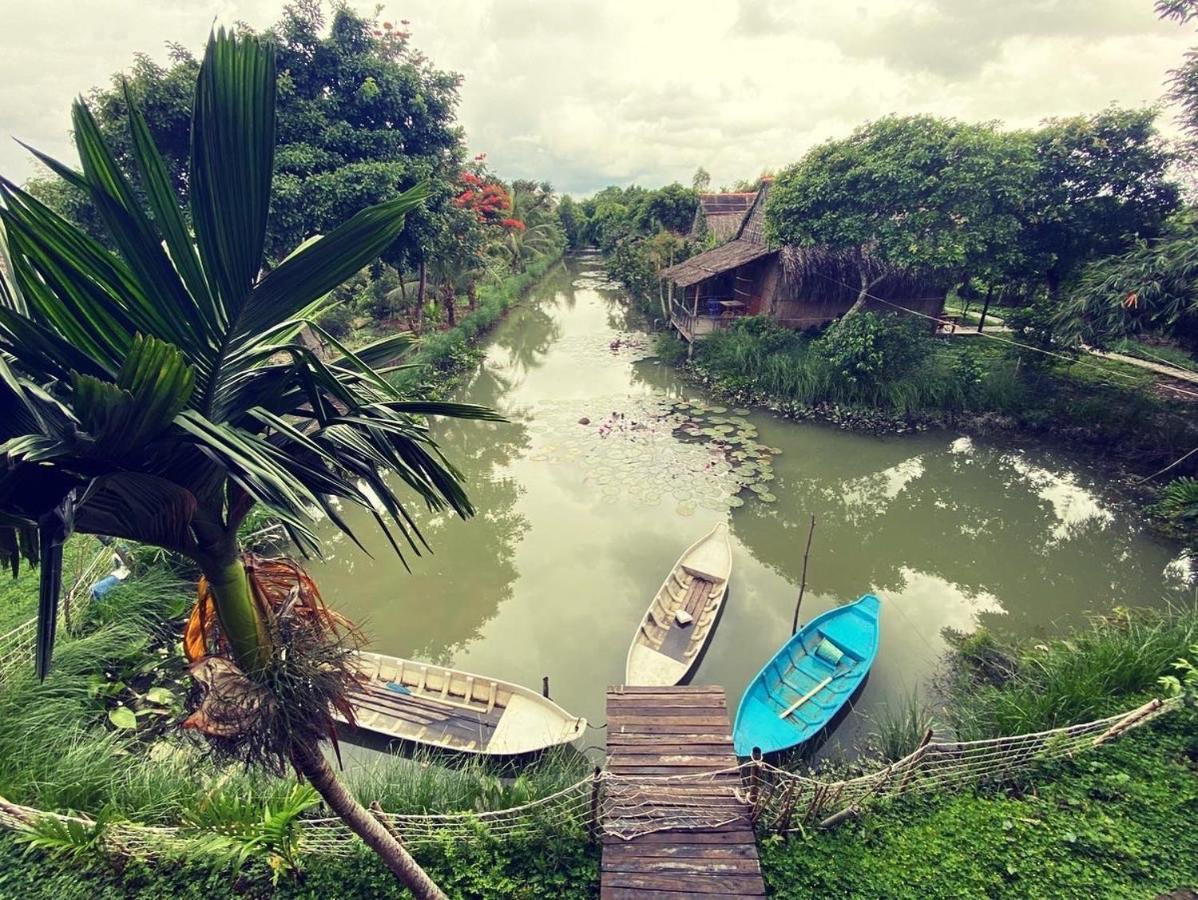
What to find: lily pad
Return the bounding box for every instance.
[758,492,778,503]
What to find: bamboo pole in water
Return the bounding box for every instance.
[792,514,816,635]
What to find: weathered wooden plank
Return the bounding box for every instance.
[608,753,737,766]
[603,856,763,875]
[605,735,734,747]
[602,843,759,861]
[602,889,723,900]
[608,690,728,704]
[606,699,728,713]
[613,709,723,723]
[602,873,766,895]
[608,714,731,727]
[608,685,725,695]
[605,828,755,846]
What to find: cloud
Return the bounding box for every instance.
[0,0,1189,198]
[821,0,1170,78]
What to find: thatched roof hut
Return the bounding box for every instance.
[688,192,757,244]
[660,181,947,341]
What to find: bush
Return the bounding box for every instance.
[812,312,931,388]
[317,302,354,338]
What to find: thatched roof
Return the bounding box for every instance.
[778,245,947,305]
[690,192,756,242]
[664,181,776,286]
[660,239,773,287]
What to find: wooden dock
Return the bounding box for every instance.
[601,685,766,898]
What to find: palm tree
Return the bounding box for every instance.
[0,30,489,899]
[492,184,559,273]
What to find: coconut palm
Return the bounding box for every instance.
[0,30,488,899]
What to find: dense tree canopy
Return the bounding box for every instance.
[1025,108,1178,294]
[765,110,1177,311]
[27,2,465,272]
[766,115,1035,310]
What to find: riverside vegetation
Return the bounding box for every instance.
[0,561,1192,896]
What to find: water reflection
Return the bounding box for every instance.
[306,257,1188,753]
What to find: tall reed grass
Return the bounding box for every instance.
[947,605,1198,740]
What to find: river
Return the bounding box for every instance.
[309,255,1191,758]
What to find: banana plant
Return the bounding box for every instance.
[0,28,489,899]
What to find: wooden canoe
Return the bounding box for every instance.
[625,523,733,686]
[337,651,587,756]
[732,594,881,756]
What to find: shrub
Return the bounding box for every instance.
[812,312,931,389]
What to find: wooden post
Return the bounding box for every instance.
[977,285,993,333]
[896,727,935,794]
[747,748,762,822]
[588,766,602,842]
[1092,698,1162,747]
[541,675,550,699]
[792,514,816,635]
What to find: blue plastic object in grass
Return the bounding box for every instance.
[732,593,881,756]
[385,682,412,695]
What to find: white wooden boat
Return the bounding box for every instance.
[625,523,733,686]
[338,651,587,755]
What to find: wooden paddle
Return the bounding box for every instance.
[778,666,853,720]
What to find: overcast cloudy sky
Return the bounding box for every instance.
[0,0,1191,195]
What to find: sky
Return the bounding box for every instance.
[0,0,1192,196]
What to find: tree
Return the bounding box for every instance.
[26,3,466,277]
[692,166,711,192]
[1053,211,1198,347]
[557,194,585,248]
[766,115,1035,318]
[0,31,495,898]
[1023,108,1178,296]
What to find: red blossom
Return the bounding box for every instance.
[501,218,527,231]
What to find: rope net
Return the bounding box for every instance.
[0,695,1178,857]
[0,549,109,683]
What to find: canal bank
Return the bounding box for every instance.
[309,255,1191,759]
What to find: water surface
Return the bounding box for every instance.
[311,256,1191,757]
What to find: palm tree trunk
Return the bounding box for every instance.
[443,286,457,327]
[292,740,447,899]
[204,557,270,672]
[200,555,447,898]
[467,282,477,312]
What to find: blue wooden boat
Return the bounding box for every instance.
[732,594,881,756]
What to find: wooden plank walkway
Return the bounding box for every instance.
[601,685,765,898]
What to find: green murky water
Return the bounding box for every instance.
[310,255,1192,756]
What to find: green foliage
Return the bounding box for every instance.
[393,251,564,392]
[34,5,465,276]
[0,829,600,900]
[692,317,963,419]
[1056,211,1198,347]
[760,705,1198,899]
[1157,643,1198,699]
[14,809,114,862]
[946,606,1198,739]
[767,115,1035,284]
[184,784,320,883]
[870,690,936,763]
[812,312,931,389]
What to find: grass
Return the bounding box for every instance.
[760,703,1198,899]
[869,689,936,763]
[945,605,1198,740]
[0,534,105,634]
[0,830,600,899]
